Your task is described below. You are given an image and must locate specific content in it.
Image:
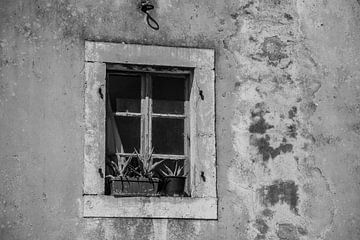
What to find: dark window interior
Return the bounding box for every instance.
[152,118,184,155]
[108,73,141,113]
[152,75,185,114]
[115,117,141,153]
[105,69,190,196]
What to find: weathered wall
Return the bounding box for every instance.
[1,0,360,239]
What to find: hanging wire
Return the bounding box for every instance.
[140,1,159,30]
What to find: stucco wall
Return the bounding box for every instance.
[1,0,360,239]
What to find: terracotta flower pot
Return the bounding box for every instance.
[162,176,186,196]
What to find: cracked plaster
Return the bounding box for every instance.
[1,0,360,239]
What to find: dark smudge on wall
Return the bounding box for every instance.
[258,180,299,214]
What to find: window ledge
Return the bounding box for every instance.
[83,195,217,219]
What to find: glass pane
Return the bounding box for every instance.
[115,117,140,153]
[108,73,141,112]
[152,118,184,155]
[152,75,186,114]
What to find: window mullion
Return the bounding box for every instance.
[146,73,153,155]
[140,74,146,155]
[184,75,191,194]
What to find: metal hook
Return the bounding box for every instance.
[140,1,159,30]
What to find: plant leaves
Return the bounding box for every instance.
[160,169,169,177]
[163,164,174,176]
[176,166,184,176]
[149,159,164,172]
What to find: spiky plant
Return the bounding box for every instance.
[134,148,164,178]
[105,153,133,179]
[160,161,185,177]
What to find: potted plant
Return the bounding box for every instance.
[106,149,164,196]
[160,162,187,197]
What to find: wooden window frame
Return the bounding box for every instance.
[83,41,217,219]
[106,69,191,192]
[107,70,189,160]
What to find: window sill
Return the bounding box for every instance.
[83,195,217,219]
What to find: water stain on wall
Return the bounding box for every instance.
[249,103,274,134]
[260,36,288,66]
[277,223,299,240]
[262,208,274,218]
[288,107,297,120]
[254,218,269,235]
[251,135,293,162]
[258,180,299,214]
[287,124,297,138]
[254,218,269,240]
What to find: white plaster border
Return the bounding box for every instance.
[83,41,217,219]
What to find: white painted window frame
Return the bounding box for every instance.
[83,41,217,219]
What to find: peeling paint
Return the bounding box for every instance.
[249,103,274,134]
[251,135,293,162]
[261,209,274,219]
[277,223,299,240]
[254,218,269,234]
[258,180,299,214]
[1,0,360,239]
[260,36,288,66]
[287,124,297,138]
[288,107,297,120]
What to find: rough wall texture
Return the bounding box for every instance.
[1,0,360,239]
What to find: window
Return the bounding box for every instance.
[83,41,217,219]
[105,68,191,196]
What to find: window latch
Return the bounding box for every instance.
[140,0,159,30]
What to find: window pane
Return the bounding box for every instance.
[152,75,186,114]
[108,73,141,112]
[152,118,184,155]
[115,117,141,153]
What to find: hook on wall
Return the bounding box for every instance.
[140,0,159,30]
